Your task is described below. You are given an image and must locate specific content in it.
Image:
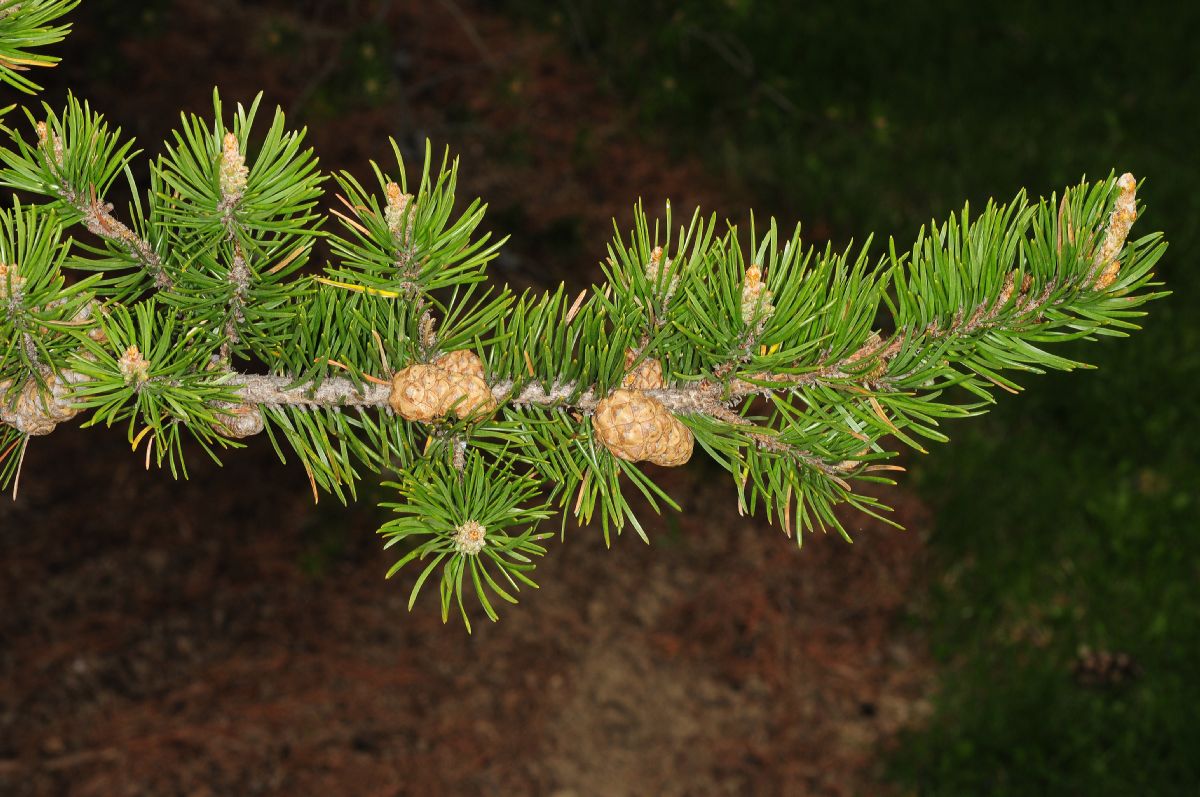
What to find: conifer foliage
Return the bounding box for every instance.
[0,1,1167,628]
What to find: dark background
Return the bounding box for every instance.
[2,1,1197,795]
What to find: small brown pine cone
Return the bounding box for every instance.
[435,349,486,380]
[593,389,693,467]
[621,350,665,391]
[0,374,79,436]
[389,363,460,422]
[390,362,496,422]
[448,373,497,418]
[212,402,265,439]
[594,389,659,462]
[652,407,694,467]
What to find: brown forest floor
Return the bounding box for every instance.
[1,2,933,795]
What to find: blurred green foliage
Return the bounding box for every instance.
[503,1,1199,792]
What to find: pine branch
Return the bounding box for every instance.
[4,166,1150,440]
[0,37,1165,628]
[39,118,166,285]
[1,100,172,289]
[3,168,1161,474]
[65,180,171,290]
[232,372,390,407]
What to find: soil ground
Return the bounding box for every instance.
[1,2,934,794]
